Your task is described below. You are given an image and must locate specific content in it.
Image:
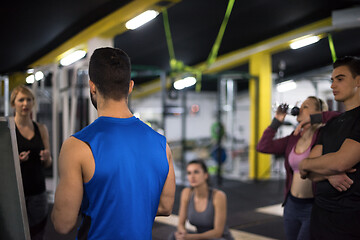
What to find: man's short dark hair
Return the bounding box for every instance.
[333,56,360,78]
[89,47,131,100]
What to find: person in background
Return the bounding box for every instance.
[11,85,52,240]
[256,96,351,240]
[51,47,175,240]
[299,56,360,239]
[169,159,234,240]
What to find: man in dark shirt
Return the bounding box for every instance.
[299,56,360,239]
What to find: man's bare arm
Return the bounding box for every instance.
[51,137,88,234]
[157,143,175,216]
[300,144,325,181]
[300,139,360,177]
[301,144,355,192]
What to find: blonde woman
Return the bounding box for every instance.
[257,96,351,240]
[11,85,52,240]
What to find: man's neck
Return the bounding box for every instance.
[97,98,133,118]
[344,94,360,111]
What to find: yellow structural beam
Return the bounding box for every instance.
[201,18,332,74]
[132,77,172,99]
[8,72,28,91]
[30,0,180,68]
[249,52,272,180]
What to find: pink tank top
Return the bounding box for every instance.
[288,145,311,173]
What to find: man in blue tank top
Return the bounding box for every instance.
[299,56,360,239]
[51,47,175,240]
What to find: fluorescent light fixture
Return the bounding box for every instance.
[174,77,197,90]
[290,36,320,49]
[276,80,297,92]
[26,75,35,84]
[60,50,87,66]
[35,71,44,81]
[125,10,159,30]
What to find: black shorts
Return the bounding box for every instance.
[310,203,360,240]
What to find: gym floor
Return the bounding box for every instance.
[44,177,286,240]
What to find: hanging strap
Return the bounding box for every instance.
[162,0,236,91]
[162,9,177,70]
[328,33,337,63]
[206,0,235,67]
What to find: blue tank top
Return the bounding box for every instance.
[72,116,169,240]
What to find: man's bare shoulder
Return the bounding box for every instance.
[61,136,88,149]
[60,137,92,162]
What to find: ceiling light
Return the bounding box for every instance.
[276,80,297,92]
[125,10,159,30]
[26,75,35,84]
[174,77,197,90]
[27,69,34,74]
[290,36,320,49]
[60,50,87,66]
[35,71,44,81]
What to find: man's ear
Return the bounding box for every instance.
[89,80,96,94]
[128,80,134,95]
[355,75,360,87]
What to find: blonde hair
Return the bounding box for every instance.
[10,85,35,107]
[307,96,328,112]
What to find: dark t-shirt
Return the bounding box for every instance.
[315,106,360,212]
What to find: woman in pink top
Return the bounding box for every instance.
[257,96,351,240]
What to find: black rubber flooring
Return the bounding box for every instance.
[44,178,286,240]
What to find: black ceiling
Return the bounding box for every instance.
[2,0,360,91]
[0,0,131,74]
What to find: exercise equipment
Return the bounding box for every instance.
[0,117,30,240]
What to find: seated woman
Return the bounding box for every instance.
[169,159,233,240]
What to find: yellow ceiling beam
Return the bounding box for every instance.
[132,77,172,99]
[30,0,180,68]
[200,17,332,74]
[8,72,28,90]
[100,0,180,38]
